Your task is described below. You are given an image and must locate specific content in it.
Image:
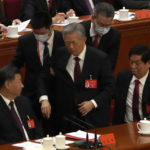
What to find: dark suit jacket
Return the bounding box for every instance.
[20,0,63,21]
[114,70,150,124]
[62,0,103,16]
[118,0,150,9]
[11,30,64,102]
[82,21,121,70]
[0,13,12,26]
[0,96,43,144]
[38,45,115,132]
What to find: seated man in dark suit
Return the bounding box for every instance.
[82,2,121,70]
[38,23,115,133]
[114,44,150,124]
[118,0,150,9]
[10,11,64,135]
[20,0,74,23]
[0,64,43,144]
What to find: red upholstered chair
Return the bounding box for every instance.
[4,0,23,20]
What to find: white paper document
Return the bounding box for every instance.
[65,130,100,141]
[35,138,74,145]
[13,141,43,148]
[14,19,31,32]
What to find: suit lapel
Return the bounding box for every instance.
[142,71,150,115]
[0,96,22,132]
[56,51,74,86]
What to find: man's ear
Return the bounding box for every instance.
[4,80,10,89]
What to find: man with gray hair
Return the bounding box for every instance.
[38,23,115,133]
[82,2,121,70]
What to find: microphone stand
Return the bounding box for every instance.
[70,115,102,148]
[64,117,94,149]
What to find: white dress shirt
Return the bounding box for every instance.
[90,22,101,43]
[0,93,29,140]
[125,70,149,122]
[38,30,54,66]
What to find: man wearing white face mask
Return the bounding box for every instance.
[10,11,64,135]
[82,2,121,70]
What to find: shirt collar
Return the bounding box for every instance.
[90,22,97,37]
[71,45,86,61]
[131,70,149,86]
[0,93,14,106]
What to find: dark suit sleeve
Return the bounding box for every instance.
[120,0,150,9]
[20,0,35,21]
[94,55,115,109]
[61,0,72,12]
[108,29,121,70]
[0,13,12,26]
[10,36,25,68]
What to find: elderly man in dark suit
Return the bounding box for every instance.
[82,2,120,70]
[10,11,64,135]
[114,44,150,125]
[118,0,150,9]
[38,23,115,133]
[0,64,43,144]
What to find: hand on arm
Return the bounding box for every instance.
[66,9,75,17]
[41,100,51,119]
[78,101,95,116]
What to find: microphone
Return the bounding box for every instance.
[69,115,102,148]
[63,116,94,149]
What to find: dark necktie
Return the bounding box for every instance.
[132,80,140,121]
[9,101,26,140]
[43,42,50,67]
[74,57,81,84]
[49,0,52,11]
[84,0,93,14]
[93,35,100,48]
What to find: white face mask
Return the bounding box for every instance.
[95,25,110,35]
[34,33,49,42]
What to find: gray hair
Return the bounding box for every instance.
[94,2,115,18]
[62,23,86,39]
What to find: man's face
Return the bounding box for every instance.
[6,74,24,99]
[63,31,86,56]
[92,14,113,29]
[130,55,150,79]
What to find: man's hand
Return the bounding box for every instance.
[52,15,65,24]
[12,19,21,25]
[66,9,75,17]
[41,100,51,119]
[78,101,95,116]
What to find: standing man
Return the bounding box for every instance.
[10,11,64,135]
[114,44,150,124]
[82,2,120,70]
[38,23,115,133]
[0,64,43,144]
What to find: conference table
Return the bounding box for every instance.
[0,122,150,150]
[1,12,150,76]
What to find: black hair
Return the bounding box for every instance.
[30,11,52,29]
[94,2,115,18]
[129,44,150,63]
[0,64,19,88]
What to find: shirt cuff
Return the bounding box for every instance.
[91,99,98,108]
[39,95,48,103]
